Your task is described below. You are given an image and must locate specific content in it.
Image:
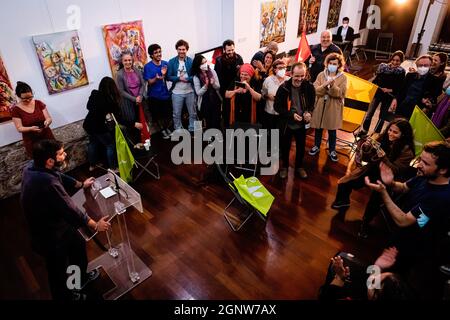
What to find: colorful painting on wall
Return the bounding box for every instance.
[326,0,343,29]
[260,0,289,48]
[297,0,322,36]
[0,52,16,123]
[33,30,89,95]
[103,20,148,79]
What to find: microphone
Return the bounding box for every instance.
[107,168,120,193]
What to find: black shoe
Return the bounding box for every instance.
[440,265,450,276]
[358,224,369,239]
[331,200,350,209]
[356,130,368,138]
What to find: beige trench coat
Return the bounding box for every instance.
[310,71,347,130]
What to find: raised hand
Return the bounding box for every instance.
[379,162,394,186]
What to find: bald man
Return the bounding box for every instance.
[306,30,342,82]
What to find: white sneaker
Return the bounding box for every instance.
[329,151,338,162]
[308,146,320,156]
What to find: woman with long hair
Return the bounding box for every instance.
[331,118,416,238]
[11,81,55,157]
[83,76,127,170]
[359,51,406,135]
[191,54,222,130]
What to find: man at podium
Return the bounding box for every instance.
[21,139,111,300]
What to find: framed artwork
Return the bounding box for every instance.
[260,0,289,48]
[102,20,148,79]
[326,0,343,29]
[0,52,16,123]
[297,0,322,36]
[33,30,89,95]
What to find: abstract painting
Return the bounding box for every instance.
[0,52,16,123]
[297,0,322,36]
[326,0,343,29]
[260,0,289,48]
[103,20,148,79]
[33,30,89,95]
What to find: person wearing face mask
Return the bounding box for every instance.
[365,141,450,299]
[334,17,355,63]
[192,54,222,130]
[309,53,347,162]
[215,40,244,128]
[390,55,443,119]
[358,51,406,136]
[21,139,111,300]
[274,62,315,179]
[262,60,288,133]
[306,30,342,82]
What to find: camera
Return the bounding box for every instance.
[235,81,246,89]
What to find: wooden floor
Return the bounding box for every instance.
[0,58,390,300]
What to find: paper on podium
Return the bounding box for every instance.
[72,171,143,241]
[99,186,116,198]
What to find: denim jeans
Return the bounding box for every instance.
[314,129,337,152]
[172,92,196,131]
[87,132,116,168]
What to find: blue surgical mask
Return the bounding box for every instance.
[328,65,338,73]
[446,87,450,96]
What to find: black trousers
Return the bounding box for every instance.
[281,126,306,169]
[43,230,88,300]
[335,172,383,222]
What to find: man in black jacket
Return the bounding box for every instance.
[274,62,316,179]
[306,30,342,82]
[335,17,355,43]
[390,55,443,119]
[21,139,110,300]
[214,39,244,128]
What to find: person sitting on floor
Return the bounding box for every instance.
[331,119,416,239]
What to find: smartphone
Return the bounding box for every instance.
[235,81,246,89]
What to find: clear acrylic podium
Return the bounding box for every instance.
[72,171,152,300]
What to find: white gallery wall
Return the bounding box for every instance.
[0,0,226,146]
[233,0,365,63]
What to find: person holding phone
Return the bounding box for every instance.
[11,81,55,157]
[225,63,261,124]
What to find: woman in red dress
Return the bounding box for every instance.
[11,82,55,157]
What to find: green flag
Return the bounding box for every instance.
[233,175,274,216]
[115,124,135,182]
[409,106,445,156]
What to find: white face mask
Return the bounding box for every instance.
[343,23,349,28]
[200,63,208,71]
[417,66,429,76]
[276,68,286,78]
[328,65,338,73]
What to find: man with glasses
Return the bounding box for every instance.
[390,55,443,119]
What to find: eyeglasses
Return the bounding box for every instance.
[20,95,34,101]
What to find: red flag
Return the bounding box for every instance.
[295,29,311,63]
[137,103,151,143]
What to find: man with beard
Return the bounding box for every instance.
[214,39,244,128]
[365,141,450,299]
[21,139,111,300]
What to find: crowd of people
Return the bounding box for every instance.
[11,26,450,300]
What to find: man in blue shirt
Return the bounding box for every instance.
[143,44,172,139]
[21,139,110,300]
[366,141,450,299]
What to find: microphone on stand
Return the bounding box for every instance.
[107,168,120,193]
